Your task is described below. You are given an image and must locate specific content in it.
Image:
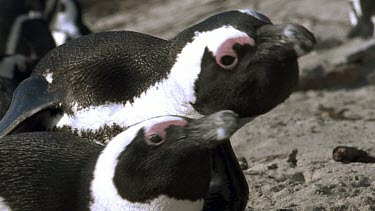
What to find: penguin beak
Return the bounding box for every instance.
[256,23,316,57]
[183,110,240,148]
[0,76,65,137]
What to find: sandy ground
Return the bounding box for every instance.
[79,0,375,210]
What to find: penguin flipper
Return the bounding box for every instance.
[0,75,64,137]
[203,141,249,211]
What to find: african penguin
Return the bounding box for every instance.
[0,0,55,57]
[48,0,91,45]
[0,110,238,211]
[0,9,316,211]
[347,0,375,38]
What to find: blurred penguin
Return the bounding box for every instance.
[47,0,91,46]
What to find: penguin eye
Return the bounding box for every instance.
[215,36,254,70]
[144,119,188,146]
[217,54,238,70]
[148,134,164,144]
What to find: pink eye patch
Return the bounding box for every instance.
[215,36,255,70]
[144,120,188,145]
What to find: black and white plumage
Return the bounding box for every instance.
[348,0,375,38]
[0,110,239,211]
[0,10,316,210]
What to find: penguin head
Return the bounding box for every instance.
[91,110,239,206]
[170,10,316,118]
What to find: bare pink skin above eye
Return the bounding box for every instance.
[215,36,255,69]
[144,120,188,141]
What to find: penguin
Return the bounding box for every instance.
[0,0,56,58]
[47,0,91,46]
[347,0,375,38]
[0,110,238,211]
[0,10,316,210]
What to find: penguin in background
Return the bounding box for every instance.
[45,0,91,46]
[0,0,89,118]
[0,0,90,84]
[347,0,375,38]
[0,110,239,211]
[0,10,316,210]
[0,0,56,76]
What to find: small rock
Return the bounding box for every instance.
[267,163,278,170]
[332,146,375,163]
[287,149,298,167]
[289,172,306,183]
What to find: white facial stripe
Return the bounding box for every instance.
[90,116,203,210]
[197,26,253,56]
[0,197,11,211]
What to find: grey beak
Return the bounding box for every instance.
[187,110,239,142]
[257,23,316,57]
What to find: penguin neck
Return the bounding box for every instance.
[89,128,207,211]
